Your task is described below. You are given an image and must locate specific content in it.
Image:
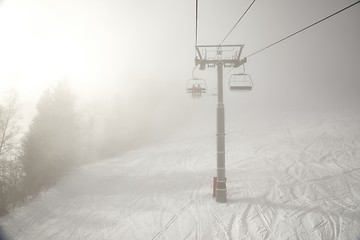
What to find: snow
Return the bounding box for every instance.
[1,114,360,239]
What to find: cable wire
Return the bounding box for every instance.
[247,0,360,58]
[219,0,256,46]
[195,0,199,57]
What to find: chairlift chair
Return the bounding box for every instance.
[229,73,253,91]
[186,77,207,97]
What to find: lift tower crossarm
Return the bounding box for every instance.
[195,45,246,70]
[195,58,247,68]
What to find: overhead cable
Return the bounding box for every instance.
[247,0,360,58]
[195,0,199,47]
[219,0,256,46]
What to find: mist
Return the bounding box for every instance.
[1,0,359,143]
[0,0,360,239]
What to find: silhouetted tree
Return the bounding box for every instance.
[79,102,104,163]
[0,91,21,157]
[22,81,79,196]
[0,91,23,216]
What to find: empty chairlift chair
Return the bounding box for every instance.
[229,73,253,91]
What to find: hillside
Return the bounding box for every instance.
[1,114,360,240]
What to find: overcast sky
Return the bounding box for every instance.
[0,0,359,130]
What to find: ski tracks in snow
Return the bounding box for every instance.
[2,115,360,239]
[152,201,193,240]
[149,118,360,240]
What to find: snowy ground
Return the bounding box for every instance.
[1,113,360,239]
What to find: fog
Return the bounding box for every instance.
[0,0,359,148]
[1,1,360,238]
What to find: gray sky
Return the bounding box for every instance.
[0,0,359,130]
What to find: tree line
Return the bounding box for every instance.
[0,81,95,216]
[0,78,184,217]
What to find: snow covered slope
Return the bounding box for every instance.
[1,114,360,239]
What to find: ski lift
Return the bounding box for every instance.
[186,77,207,97]
[229,73,253,91]
[186,69,207,97]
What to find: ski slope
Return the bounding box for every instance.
[1,114,360,240]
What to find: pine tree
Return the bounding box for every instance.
[22,81,79,196]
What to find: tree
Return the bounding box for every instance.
[78,102,104,163]
[22,81,79,196]
[0,91,23,215]
[0,91,21,157]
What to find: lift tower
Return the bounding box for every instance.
[195,45,247,203]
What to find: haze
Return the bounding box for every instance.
[0,0,359,141]
[1,1,360,239]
